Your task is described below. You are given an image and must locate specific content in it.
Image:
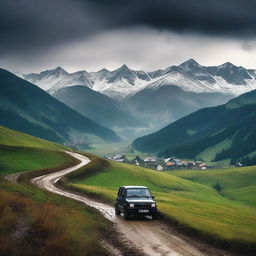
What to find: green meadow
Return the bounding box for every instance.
[0,145,73,176]
[0,125,74,176]
[170,166,256,207]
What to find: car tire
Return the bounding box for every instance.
[123,209,130,220]
[152,214,157,220]
[115,204,121,215]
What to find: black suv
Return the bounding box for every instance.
[115,186,158,220]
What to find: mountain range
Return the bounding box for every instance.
[22,59,256,100]
[19,59,256,135]
[133,89,256,166]
[0,68,119,147]
[2,58,256,161]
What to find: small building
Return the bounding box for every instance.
[198,163,207,169]
[112,154,126,162]
[157,165,163,171]
[166,161,175,169]
[187,162,196,167]
[113,154,123,160]
[164,157,172,163]
[135,160,140,166]
[144,157,157,163]
[114,158,125,162]
[235,162,243,167]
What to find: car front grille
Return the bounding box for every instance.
[134,204,151,208]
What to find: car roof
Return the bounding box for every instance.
[121,186,148,189]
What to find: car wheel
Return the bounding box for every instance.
[115,204,121,215]
[123,209,130,220]
[152,214,157,220]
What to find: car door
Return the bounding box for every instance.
[117,187,125,212]
[116,188,123,211]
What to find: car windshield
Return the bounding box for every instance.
[126,188,151,198]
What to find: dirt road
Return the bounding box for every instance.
[30,151,232,256]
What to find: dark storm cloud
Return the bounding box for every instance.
[1,0,256,56]
[83,0,256,35]
[0,0,102,55]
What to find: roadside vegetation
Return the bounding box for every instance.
[63,156,256,253]
[0,181,109,256]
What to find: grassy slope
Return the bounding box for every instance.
[66,159,256,247]
[0,126,110,255]
[0,125,73,176]
[0,125,69,151]
[170,166,256,207]
[0,145,72,176]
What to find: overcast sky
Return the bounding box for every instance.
[1,0,256,73]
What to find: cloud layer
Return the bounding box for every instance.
[1,0,256,72]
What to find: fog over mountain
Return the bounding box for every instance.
[133,89,256,166]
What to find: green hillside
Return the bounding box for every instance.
[62,157,256,250]
[0,125,68,151]
[53,85,142,129]
[170,166,256,207]
[0,126,75,176]
[0,68,119,146]
[133,90,256,165]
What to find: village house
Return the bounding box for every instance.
[105,154,126,162]
[166,161,175,169]
[144,157,157,163]
[157,165,163,171]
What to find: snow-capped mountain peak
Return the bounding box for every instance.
[179,58,201,70]
[218,62,237,69]
[22,60,256,99]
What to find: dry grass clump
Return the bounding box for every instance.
[0,189,107,256]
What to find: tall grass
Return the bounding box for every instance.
[0,185,109,256]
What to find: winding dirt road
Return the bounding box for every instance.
[30,151,233,256]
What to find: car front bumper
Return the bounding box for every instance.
[126,208,158,216]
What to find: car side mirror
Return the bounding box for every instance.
[152,195,155,199]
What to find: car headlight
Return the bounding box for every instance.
[129,204,135,208]
[151,203,156,208]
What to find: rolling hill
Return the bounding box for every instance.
[133,90,256,165]
[0,68,119,146]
